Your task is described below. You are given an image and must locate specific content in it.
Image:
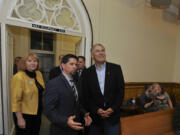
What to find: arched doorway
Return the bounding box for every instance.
[0,0,92,134]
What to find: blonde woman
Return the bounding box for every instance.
[152,83,173,110]
[11,53,45,135]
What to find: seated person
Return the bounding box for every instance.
[139,84,159,112]
[153,83,173,110]
[173,102,180,135]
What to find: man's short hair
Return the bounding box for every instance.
[91,43,105,53]
[77,56,85,61]
[62,54,78,64]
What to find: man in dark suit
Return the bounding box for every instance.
[77,56,86,78]
[49,55,64,80]
[44,54,92,135]
[82,44,125,135]
[74,56,86,98]
[74,56,86,82]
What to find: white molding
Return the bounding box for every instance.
[1,23,16,135]
[81,37,85,56]
[75,0,92,67]
[5,19,84,37]
[66,0,82,32]
[10,125,15,135]
[0,23,4,135]
[8,0,81,33]
[1,23,9,135]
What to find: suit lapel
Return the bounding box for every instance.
[60,74,74,95]
[61,74,79,102]
[104,62,110,96]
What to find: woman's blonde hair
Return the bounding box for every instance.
[18,52,40,71]
[152,83,164,95]
[152,83,160,89]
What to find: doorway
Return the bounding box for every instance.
[8,25,82,81]
[6,25,83,135]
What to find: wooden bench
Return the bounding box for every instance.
[120,109,177,135]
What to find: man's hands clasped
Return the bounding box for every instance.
[97,108,114,118]
[67,113,92,130]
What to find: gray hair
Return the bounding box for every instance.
[91,43,105,53]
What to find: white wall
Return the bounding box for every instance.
[173,31,180,83]
[0,0,4,20]
[83,0,179,82]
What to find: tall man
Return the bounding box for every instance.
[82,44,125,135]
[44,54,92,135]
[49,55,64,80]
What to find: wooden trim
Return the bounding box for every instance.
[123,82,180,102]
[125,82,179,86]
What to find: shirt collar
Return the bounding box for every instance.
[62,72,73,82]
[95,62,106,71]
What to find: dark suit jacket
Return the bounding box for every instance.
[49,66,62,80]
[74,68,86,83]
[82,62,125,125]
[73,68,86,103]
[44,74,86,135]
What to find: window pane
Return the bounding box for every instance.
[43,33,53,51]
[36,53,54,83]
[31,31,42,50]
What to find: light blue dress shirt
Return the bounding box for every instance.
[95,62,106,95]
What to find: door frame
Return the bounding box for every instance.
[0,24,4,135]
[1,23,11,135]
